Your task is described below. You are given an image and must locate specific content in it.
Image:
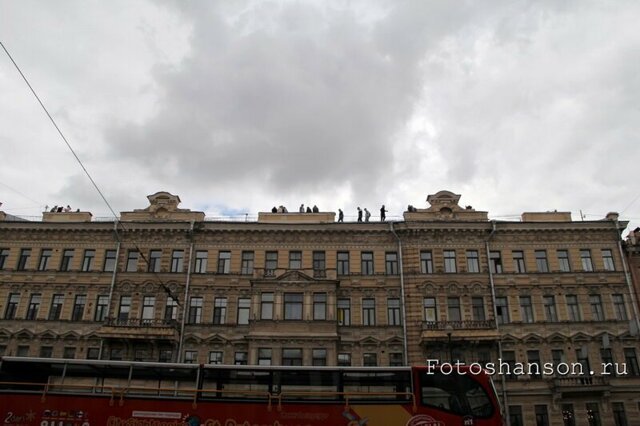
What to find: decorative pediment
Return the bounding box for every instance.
[15,329,34,340]
[204,334,229,345]
[275,270,316,283]
[60,331,80,341]
[39,331,58,340]
[548,333,567,344]
[184,335,202,345]
[570,332,591,343]
[523,334,544,345]
[359,337,381,345]
[120,191,205,222]
[404,190,488,222]
[501,334,519,345]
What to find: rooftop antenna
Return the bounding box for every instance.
[580,210,585,221]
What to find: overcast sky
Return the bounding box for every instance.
[1,1,639,232]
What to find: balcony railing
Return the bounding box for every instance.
[103,318,177,328]
[423,320,496,330]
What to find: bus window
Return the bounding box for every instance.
[419,370,494,418]
[278,369,340,400]
[201,368,270,399]
[128,364,199,397]
[342,370,411,401]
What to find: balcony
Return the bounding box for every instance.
[97,318,179,340]
[552,376,610,398]
[421,320,499,342]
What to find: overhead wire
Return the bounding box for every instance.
[1,41,182,305]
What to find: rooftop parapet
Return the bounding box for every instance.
[120,191,205,222]
[43,211,93,222]
[403,190,488,222]
[258,212,336,223]
[521,211,572,222]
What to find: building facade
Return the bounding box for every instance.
[1,190,639,426]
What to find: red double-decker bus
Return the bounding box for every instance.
[0,357,502,426]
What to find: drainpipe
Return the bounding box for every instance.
[99,221,121,360]
[389,222,409,366]
[485,220,509,422]
[177,221,195,362]
[615,220,640,335]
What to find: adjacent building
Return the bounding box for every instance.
[1,190,639,425]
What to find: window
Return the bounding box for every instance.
[443,250,457,273]
[612,402,628,426]
[125,250,139,272]
[16,346,30,357]
[86,347,100,360]
[194,250,208,273]
[387,298,401,325]
[447,297,461,321]
[265,251,278,275]
[557,250,571,272]
[158,349,172,363]
[543,295,557,322]
[586,403,601,426]
[624,348,639,376]
[528,350,541,377]
[118,296,131,321]
[362,298,376,325]
[63,347,76,359]
[535,404,549,426]
[472,297,485,321]
[241,251,254,275]
[81,249,95,272]
[141,296,155,324]
[337,251,350,275]
[562,404,575,426]
[184,350,198,364]
[164,296,178,321]
[95,295,109,321]
[170,250,184,273]
[489,251,503,274]
[535,250,549,272]
[5,293,20,320]
[613,294,628,321]
[512,251,526,273]
[385,252,398,275]
[602,249,615,271]
[313,293,326,320]
[389,352,403,366]
[361,252,374,275]
[234,352,248,365]
[212,297,227,324]
[282,349,302,366]
[338,298,351,325]
[237,298,250,325]
[0,248,9,269]
[566,295,581,321]
[502,351,517,380]
[17,248,31,271]
[257,348,272,365]
[338,353,351,366]
[217,251,231,274]
[509,405,523,426]
[312,251,325,277]
[580,249,594,271]
[363,353,377,366]
[49,294,64,320]
[38,249,52,271]
[40,346,53,358]
[466,250,480,273]
[284,293,303,320]
[552,349,566,375]
[495,297,509,324]
[207,351,222,365]
[600,348,614,376]
[420,250,433,274]
[148,250,161,272]
[289,251,302,269]
[423,297,437,322]
[520,296,534,323]
[71,295,86,321]
[188,297,203,324]
[312,349,327,366]
[590,294,604,321]
[60,249,74,271]
[260,293,273,320]
[103,249,117,272]
[27,293,41,320]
